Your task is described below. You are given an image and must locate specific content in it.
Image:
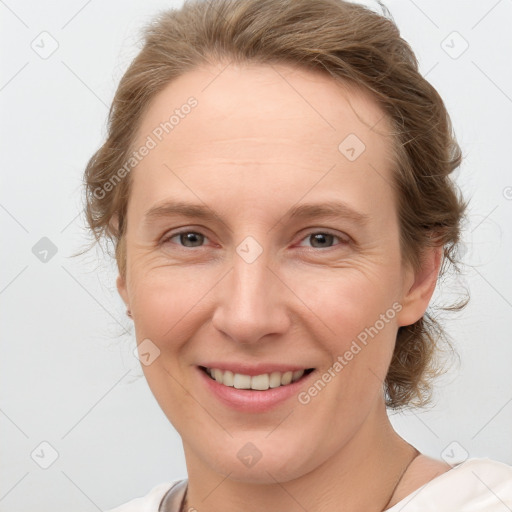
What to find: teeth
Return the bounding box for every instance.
[281,371,293,386]
[292,369,304,381]
[269,371,282,388]
[233,373,251,389]
[222,370,234,386]
[205,367,306,390]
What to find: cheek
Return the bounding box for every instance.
[283,266,401,397]
[129,263,221,339]
[128,266,209,424]
[284,266,400,337]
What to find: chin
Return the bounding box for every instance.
[195,436,322,485]
[210,458,308,485]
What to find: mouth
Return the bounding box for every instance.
[199,366,315,391]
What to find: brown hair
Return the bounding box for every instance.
[83,0,468,409]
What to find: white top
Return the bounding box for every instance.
[105,458,512,512]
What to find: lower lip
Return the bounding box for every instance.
[197,367,315,413]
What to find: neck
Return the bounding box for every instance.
[182,399,415,512]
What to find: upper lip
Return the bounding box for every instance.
[198,362,314,376]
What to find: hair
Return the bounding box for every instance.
[83,0,469,409]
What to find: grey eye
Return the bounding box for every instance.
[177,232,205,247]
[308,233,336,248]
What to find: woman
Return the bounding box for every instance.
[83,0,512,510]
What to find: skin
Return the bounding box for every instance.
[116,62,450,511]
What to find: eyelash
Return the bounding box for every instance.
[297,231,350,249]
[160,229,350,250]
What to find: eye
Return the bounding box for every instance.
[163,231,208,248]
[298,231,348,249]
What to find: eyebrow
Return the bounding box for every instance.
[143,199,371,227]
[144,201,225,225]
[284,201,370,226]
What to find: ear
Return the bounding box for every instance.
[396,245,443,327]
[116,274,129,308]
[111,214,129,307]
[109,213,120,237]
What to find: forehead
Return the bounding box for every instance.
[129,62,396,214]
[135,62,392,151]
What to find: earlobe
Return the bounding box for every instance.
[396,245,443,327]
[109,213,120,237]
[116,274,129,308]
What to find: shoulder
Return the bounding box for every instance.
[387,457,512,511]
[105,480,183,512]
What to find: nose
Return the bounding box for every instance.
[211,250,291,345]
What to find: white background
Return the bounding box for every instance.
[1,0,511,510]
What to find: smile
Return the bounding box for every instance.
[200,366,315,391]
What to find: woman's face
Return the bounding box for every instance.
[117,63,436,482]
